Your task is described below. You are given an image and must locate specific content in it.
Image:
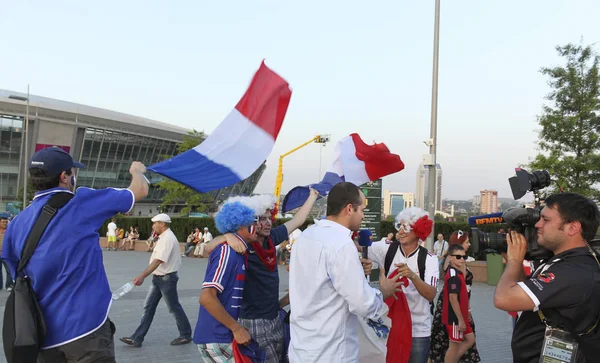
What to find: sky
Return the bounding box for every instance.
[1,0,599,201]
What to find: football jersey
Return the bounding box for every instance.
[370,243,439,337]
[194,236,248,344]
[442,267,469,325]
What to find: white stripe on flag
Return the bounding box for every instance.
[339,135,370,185]
[193,108,275,179]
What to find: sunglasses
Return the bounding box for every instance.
[450,254,466,260]
[394,222,412,232]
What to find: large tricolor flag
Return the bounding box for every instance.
[148,61,292,192]
[281,133,404,212]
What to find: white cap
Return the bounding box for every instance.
[151,213,171,223]
[204,227,208,230]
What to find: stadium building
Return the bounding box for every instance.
[0,89,265,216]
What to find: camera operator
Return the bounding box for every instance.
[494,192,600,363]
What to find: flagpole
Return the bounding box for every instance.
[426,0,441,251]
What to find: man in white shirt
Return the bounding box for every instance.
[106,219,117,250]
[195,227,213,257]
[433,233,449,274]
[369,207,439,363]
[120,213,193,348]
[289,182,401,363]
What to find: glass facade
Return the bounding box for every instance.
[78,127,179,202]
[390,195,405,216]
[77,127,264,206]
[0,117,264,211]
[0,115,24,204]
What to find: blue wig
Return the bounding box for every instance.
[215,201,256,234]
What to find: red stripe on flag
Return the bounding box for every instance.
[350,133,405,181]
[234,61,292,140]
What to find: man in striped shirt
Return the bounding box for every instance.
[194,198,259,362]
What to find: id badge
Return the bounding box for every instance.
[539,327,579,363]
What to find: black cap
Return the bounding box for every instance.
[29,147,85,175]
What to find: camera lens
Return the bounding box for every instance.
[530,170,551,191]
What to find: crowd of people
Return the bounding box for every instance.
[1,146,600,363]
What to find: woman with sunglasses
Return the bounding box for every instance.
[429,230,481,363]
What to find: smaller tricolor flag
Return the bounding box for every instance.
[148,61,292,193]
[281,134,404,212]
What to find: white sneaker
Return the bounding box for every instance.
[6,287,12,292]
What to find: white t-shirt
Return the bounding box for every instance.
[107,222,117,237]
[202,231,213,243]
[370,243,440,337]
[433,240,448,258]
[150,228,181,276]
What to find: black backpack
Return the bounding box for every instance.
[2,193,73,363]
[384,240,428,282]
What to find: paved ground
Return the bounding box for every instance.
[0,251,513,362]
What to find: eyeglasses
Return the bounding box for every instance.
[450,255,466,260]
[394,221,412,232]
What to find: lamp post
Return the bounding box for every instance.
[9,85,30,209]
[426,0,441,251]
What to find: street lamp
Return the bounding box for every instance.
[426,0,441,251]
[9,85,30,209]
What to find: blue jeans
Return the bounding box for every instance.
[409,336,431,363]
[130,272,192,344]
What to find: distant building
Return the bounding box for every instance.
[383,191,415,218]
[480,190,499,214]
[0,89,264,215]
[416,163,442,211]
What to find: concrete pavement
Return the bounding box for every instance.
[0,251,513,362]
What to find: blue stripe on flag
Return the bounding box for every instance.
[148,149,242,193]
[281,172,345,213]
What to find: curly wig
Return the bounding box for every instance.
[394,207,433,241]
[215,201,256,234]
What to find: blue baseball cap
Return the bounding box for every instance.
[29,147,85,175]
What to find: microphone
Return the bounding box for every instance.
[358,229,373,260]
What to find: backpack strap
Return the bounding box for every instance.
[417,246,428,281]
[17,192,74,274]
[384,240,400,276]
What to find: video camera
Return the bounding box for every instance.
[470,168,553,260]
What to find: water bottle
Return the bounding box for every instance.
[112,282,134,300]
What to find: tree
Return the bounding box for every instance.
[156,130,214,214]
[529,42,600,200]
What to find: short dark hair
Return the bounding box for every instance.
[29,168,72,192]
[544,192,600,242]
[448,244,465,255]
[326,182,363,216]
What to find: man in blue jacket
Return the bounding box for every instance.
[2,147,148,362]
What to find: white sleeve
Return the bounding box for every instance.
[369,242,389,270]
[327,243,387,321]
[424,255,440,287]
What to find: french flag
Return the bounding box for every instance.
[281,134,404,212]
[148,61,292,192]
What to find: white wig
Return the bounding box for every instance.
[246,194,277,216]
[394,207,433,241]
[396,207,428,223]
[219,194,276,217]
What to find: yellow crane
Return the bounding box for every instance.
[273,134,331,211]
